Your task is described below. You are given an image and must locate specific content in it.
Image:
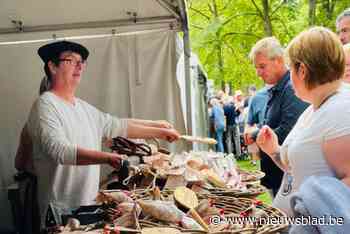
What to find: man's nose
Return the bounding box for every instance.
[75,63,83,70]
[340,33,346,43]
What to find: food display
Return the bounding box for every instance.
[54,138,287,234]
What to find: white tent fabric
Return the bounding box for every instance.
[0,0,179,32]
[0,29,189,230]
[177,53,209,151]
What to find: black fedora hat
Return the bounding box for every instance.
[38,40,89,63]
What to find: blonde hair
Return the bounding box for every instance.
[249,37,284,63]
[286,26,345,90]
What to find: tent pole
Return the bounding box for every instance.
[0,16,177,35]
[156,0,181,19]
[183,30,192,141]
[177,0,193,149]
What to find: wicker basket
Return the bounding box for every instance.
[238,169,265,183]
[130,189,288,234]
[199,183,267,198]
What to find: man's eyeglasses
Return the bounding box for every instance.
[59,58,86,67]
[337,27,350,35]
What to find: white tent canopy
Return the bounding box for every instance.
[0,0,209,231]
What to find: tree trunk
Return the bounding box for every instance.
[322,0,336,20]
[212,0,225,88]
[308,0,317,26]
[262,0,273,36]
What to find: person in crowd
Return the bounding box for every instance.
[256,27,350,216]
[216,90,226,104]
[245,85,269,165]
[336,8,350,45]
[289,176,350,233]
[245,37,308,198]
[210,98,225,152]
[223,96,240,155]
[25,40,180,227]
[234,90,246,134]
[244,85,256,108]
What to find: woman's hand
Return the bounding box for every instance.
[256,125,279,156]
[159,128,180,142]
[107,153,127,169]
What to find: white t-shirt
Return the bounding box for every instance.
[27,92,128,225]
[273,86,350,216]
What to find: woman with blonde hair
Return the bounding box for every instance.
[256,26,350,216]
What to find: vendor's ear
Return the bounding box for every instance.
[48,61,57,75]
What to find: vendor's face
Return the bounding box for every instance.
[54,51,86,86]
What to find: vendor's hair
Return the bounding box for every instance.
[249,37,284,63]
[286,26,345,90]
[41,57,60,94]
[336,8,350,25]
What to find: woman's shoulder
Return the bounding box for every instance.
[314,89,350,125]
[323,88,350,111]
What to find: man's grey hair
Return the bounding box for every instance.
[336,8,350,25]
[249,37,284,63]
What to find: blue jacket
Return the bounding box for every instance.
[260,71,309,189]
[224,103,239,126]
[211,105,225,131]
[247,87,269,126]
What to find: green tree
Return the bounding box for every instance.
[188,0,349,93]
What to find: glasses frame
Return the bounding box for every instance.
[58,58,87,67]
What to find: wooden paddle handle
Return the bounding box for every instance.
[189,208,209,231]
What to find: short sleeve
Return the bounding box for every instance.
[323,93,350,141]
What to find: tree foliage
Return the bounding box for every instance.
[188,0,349,93]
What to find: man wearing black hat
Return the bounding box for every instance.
[25,40,180,228]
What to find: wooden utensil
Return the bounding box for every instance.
[142,227,181,234]
[180,135,217,145]
[174,186,209,231]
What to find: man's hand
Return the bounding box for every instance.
[244,126,258,145]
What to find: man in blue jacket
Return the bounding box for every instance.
[245,37,308,197]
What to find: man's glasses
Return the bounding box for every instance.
[59,58,86,67]
[337,27,350,35]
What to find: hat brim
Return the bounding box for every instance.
[38,41,89,63]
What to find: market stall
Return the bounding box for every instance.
[0,0,208,231]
